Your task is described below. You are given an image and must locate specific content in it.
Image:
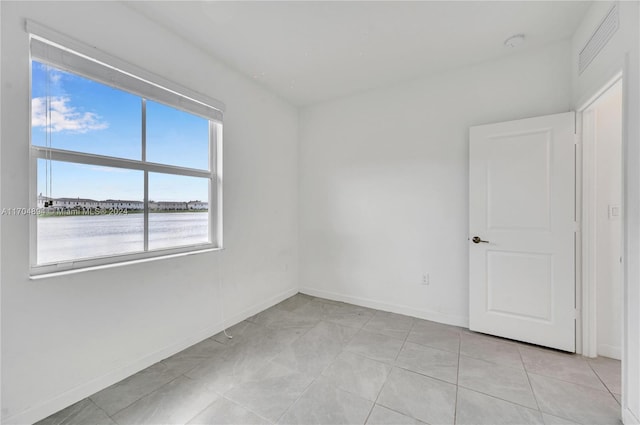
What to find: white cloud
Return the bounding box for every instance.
[32,96,108,133]
[49,71,63,84]
[36,62,66,87]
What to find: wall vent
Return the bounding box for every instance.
[578,3,619,74]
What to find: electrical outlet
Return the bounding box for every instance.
[422,273,430,285]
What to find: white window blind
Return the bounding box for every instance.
[27,20,224,122]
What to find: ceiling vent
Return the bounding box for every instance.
[579,3,619,74]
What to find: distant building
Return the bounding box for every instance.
[37,194,51,208]
[187,201,208,210]
[37,194,203,212]
[38,195,99,209]
[102,200,144,210]
[149,201,188,211]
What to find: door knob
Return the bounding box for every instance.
[472,236,490,244]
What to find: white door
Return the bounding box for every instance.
[469,112,576,352]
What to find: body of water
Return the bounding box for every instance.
[37,212,208,264]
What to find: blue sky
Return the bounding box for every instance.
[32,61,209,202]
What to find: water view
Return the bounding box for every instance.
[37,212,208,264]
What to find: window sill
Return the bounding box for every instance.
[29,246,223,280]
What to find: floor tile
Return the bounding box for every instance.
[460,332,524,369]
[363,311,413,340]
[529,373,621,425]
[278,379,373,425]
[224,361,314,422]
[273,293,314,312]
[406,320,460,353]
[520,347,607,391]
[588,356,622,394]
[248,307,319,331]
[112,376,219,425]
[212,321,267,345]
[232,323,309,360]
[213,322,305,365]
[232,320,295,350]
[541,413,579,424]
[395,341,458,384]
[161,337,228,375]
[365,405,425,425]
[324,302,376,329]
[187,397,271,425]
[458,355,537,409]
[185,342,272,393]
[36,399,115,425]
[90,361,183,416]
[414,318,463,334]
[289,299,339,321]
[455,387,543,425]
[321,351,391,401]
[272,321,358,376]
[39,296,625,425]
[345,329,405,363]
[377,367,456,425]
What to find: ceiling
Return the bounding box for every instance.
[126,1,591,106]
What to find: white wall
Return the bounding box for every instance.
[591,82,623,360]
[0,2,299,423]
[572,2,640,423]
[298,41,573,327]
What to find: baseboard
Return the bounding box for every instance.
[598,343,622,360]
[300,286,469,328]
[623,406,640,425]
[4,286,298,425]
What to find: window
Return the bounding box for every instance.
[28,24,223,275]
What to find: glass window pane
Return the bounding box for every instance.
[37,160,143,264]
[148,173,209,250]
[146,100,209,170]
[31,60,141,160]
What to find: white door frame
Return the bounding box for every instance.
[576,70,624,359]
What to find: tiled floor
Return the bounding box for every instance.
[38,294,622,425]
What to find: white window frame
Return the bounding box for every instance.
[27,21,224,276]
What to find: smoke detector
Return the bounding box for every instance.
[504,34,525,48]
